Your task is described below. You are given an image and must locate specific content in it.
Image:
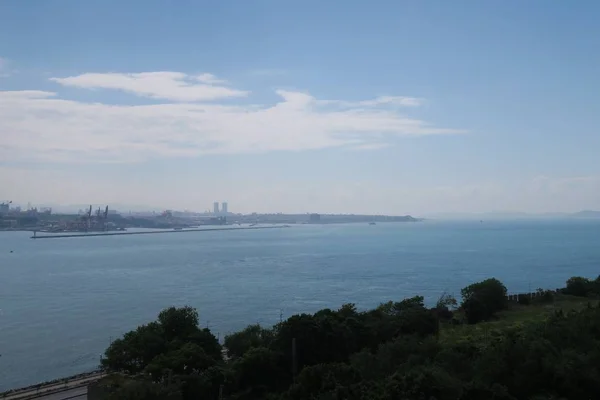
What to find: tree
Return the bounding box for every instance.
[436,293,458,310]
[284,363,361,400]
[158,306,199,341]
[563,276,592,297]
[224,324,274,359]
[100,277,600,400]
[145,343,217,380]
[435,293,458,321]
[103,306,221,378]
[103,322,166,374]
[382,365,463,400]
[231,347,289,397]
[461,278,508,323]
[179,366,228,400]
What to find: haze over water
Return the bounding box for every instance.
[1,220,600,390]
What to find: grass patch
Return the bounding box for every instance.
[440,294,598,343]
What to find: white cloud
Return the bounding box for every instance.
[0,71,462,164]
[194,73,227,85]
[50,71,247,102]
[318,96,424,108]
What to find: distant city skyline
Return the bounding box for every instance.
[1,1,599,214]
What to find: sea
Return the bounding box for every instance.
[1,220,599,391]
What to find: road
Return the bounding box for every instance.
[3,373,104,400]
[34,386,87,400]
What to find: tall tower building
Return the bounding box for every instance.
[213,202,220,214]
[222,202,228,214]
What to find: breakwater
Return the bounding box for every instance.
[31,225,290,239]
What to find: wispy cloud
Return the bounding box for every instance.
[50,71,247,102]
[194,73,228,85]
[0,70,463,164]
[318,96,424,108]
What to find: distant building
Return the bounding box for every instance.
[222,202,228,214]
[213,202,220,214]
[0,202,9,215]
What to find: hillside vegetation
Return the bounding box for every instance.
[96,275,600,399]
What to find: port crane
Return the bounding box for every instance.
[79,205,110,231]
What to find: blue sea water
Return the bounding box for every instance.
[1,220,599,390]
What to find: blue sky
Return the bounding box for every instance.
[1,0,599,214]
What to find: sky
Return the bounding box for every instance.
[1,0,600,215]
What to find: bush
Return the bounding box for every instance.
[535,288,555,303]
[224,324,274,359]
[461,278,508,323]
[517,294,530,305]
[564,277,592,297]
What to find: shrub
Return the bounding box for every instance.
[535,288,555,303]
[517,294,530,305]
[461,278,508,323]
[564,277,592,297]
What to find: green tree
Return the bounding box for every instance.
[103,306,221,377]
[158,306,200,341]
[563,276,592,297]
[145,343,217,380]
[231,347,289,398]
[224,324,275,359]
[284,363,362,400]
[179,366,228,400]
[461,278,507,323]
[103,322,165,374]
[382,365,463,400]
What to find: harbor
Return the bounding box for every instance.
[31,225,290,239]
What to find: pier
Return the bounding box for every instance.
[31,225,290,239]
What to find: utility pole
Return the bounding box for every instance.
[280,309,283,324]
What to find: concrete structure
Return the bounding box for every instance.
[221,202,228,214]
[213,202,220,214]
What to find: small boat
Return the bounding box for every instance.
[369,222,376,225]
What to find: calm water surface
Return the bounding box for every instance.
[1,220,599,390]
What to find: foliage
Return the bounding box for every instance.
[461,278,508,323]
[101,275,600,400]
[94,375,181,400]
[517,293,530,305]
[563,276,594,297]
[102,306,221,393]
[435,293,458,320]
[283,363,362,400]
[535,288,555,303]
[230,347,289,395]
[224,324,275,360]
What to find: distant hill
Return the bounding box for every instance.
[426,210,600,220]
[571,210,600,219]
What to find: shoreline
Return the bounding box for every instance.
[30,225,290,239]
